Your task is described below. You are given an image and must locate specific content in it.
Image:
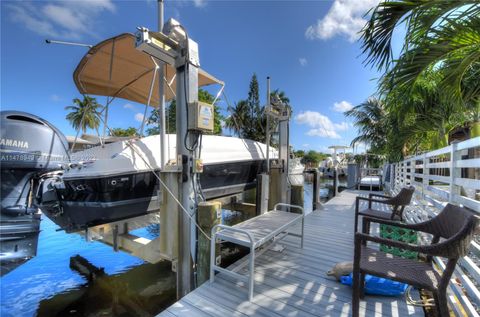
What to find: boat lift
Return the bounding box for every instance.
[47,0,293,301]
[69,11,217,297]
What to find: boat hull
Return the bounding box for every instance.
[40,160,265,232]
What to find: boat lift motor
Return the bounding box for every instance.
[265,87,291,207]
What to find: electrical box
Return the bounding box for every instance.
[188,101,214,132]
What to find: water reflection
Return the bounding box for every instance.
[1,181,338,316]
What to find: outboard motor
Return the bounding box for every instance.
[0,111,69,275]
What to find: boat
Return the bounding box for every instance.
[36,31,278,233]
[319,145,349,178]
[288,156,304,185]
[0,111,70,275]
[38,134,276,232]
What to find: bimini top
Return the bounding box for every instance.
[73,33,224,107]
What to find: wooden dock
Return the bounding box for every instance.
[158,190,424,317]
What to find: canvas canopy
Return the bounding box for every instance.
[73,33,223,107]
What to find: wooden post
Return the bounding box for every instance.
[333,169,338,197]
[290,184,304,213]
[312,170,320,210]
[197,201,221,286]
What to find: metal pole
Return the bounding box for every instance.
[266,77,271,173]
[176,65,193,298]
[158,0,167,168]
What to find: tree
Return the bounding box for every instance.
[225,99,250,137]
[294,150,305,158]
[225,74,267,142]
[361,0,480,104]
[244,73,266,141]
[110,127,138,137]
[344,97,388,153]
[146,100,176,136]
[301,150,329,166]
[146,89,223,135]
[65,96,103,133]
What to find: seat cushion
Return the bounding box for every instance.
[359,246,441,291]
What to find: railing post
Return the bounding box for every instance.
[449,141,460,203]
[422,153,428,202]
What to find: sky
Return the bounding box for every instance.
[1,0,388,154]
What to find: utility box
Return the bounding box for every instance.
[188,101,214,132]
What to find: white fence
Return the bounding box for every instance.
[385,136,480,317]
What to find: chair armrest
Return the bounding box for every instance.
[356,196,391,210]
[362,216,437,241]
[354,232,423,253]
[274,203,304,215]
[368,193,391,199]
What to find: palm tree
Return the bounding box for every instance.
[225,99,249,137]
[65,96,103,133]
[271,89,290,105]
[361,0,480,104]
[345,97,388,153]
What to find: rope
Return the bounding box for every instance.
[405,286,435,307]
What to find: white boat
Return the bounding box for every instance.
[39,134,276,232]
[288,157,304,185]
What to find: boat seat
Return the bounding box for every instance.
[210,203,304,301]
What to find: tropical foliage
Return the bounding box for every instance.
[225,74,267,141]
[301,150,330,166]
[110,127,138,137]
[146,89,223,136]
[225,74,292,143]
[351,0,480,162]
[65,96,103,133]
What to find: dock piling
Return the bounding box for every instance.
[290,184,304,213]
[197,201,221,285]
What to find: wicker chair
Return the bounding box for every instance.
[354,186,415,233]
[352,203,479,317]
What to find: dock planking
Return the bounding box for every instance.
[158,190,424,317]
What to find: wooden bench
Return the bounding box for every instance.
[209,203,305,300]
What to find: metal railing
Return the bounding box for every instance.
[384,136,480,317]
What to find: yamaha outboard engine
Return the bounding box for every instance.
[0,111,69,275]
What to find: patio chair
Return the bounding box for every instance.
[352,203,479,317]
[354,186,415,233]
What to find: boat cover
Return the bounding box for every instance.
[73,33,223,107]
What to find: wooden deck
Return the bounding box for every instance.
[158,190,424,317]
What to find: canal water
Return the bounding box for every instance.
[0,178,343,317]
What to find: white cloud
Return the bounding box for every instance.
[50,94,61,102]
[333,100,353,112]
[305,0,379,42]
[135,113,145,122]
[7,1,115,39]
[295,111,350,139]
[193,0,207,8]
[299,58,308,66]
[124,103,136,111]
[302,143,310,148]
[334,122,349,131]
